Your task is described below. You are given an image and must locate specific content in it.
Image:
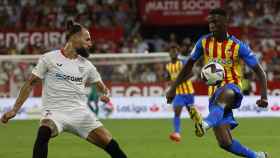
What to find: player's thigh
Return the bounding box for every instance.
[87,126,113,148]
[40,110,66,137]
[173,106,183,116]
[68,110,104,138]
[213,124,232,146]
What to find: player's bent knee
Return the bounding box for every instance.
[216,89,235,108]
[40,119,59,137]
[87,127,113,148]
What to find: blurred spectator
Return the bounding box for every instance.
[132,34,149,53]
[179,37,193,58]
[140,65,157,83]
[0,0,137,55]
[0,63,9,97]
[226,0,280,27]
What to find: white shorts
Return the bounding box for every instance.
[40,109,103,139]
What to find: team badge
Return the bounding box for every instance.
[226,49,232,55]
[78,66,85,73]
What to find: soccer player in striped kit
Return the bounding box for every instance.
[166,45,202,143]
[166,8,269,158]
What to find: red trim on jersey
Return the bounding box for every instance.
[222,41,228,83]
[224,68,228,84]
[205,37,210,56]
[230,42,236,59]
[230,42,238,84]
[221,41,226,58]
[60,48,66,57]
[213,38,217,58]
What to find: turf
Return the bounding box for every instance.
[0,118,279,158]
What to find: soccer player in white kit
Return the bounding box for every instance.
[1,20,127,158]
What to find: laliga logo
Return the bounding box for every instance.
[271,103,280,112]
[149,104,160,112]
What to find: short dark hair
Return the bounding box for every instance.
[65,20,83,41]
[209,8,227,17]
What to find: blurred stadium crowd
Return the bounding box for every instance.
[0,0,280,97]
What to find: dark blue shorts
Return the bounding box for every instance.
[172,94,194,108]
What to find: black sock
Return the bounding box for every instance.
[32,126,52,158]
[105,139,127,158]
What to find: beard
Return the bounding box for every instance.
[76,47,90,58]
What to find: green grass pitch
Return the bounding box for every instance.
[0,118,279,158]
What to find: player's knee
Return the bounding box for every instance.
[105,139,127,158]
[216,89,235,108]
[40,119,58,136]
[36,126,52,143]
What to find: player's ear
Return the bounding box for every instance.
[71,35,82,47]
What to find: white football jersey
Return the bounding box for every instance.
[32,49,101,111]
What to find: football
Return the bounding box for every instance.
[201,62,225,86]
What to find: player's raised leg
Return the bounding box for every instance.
[87,127,127,158]
[213,124,269,158]
[33,119,59,158]
[195,87,237,137]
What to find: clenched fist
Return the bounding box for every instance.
[1,110,17,124]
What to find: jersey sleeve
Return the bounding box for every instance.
[88,64,102,83]
[239,42,258,68]
[190,37,204,61]
[32,55,48,79]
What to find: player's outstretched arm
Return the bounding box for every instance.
[239,41,268,107]
[1,74,41,124]
[252,63,268,108]
[166,59,195,103]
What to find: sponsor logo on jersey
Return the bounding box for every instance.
[55,73,83,82]
[208,58,233,65]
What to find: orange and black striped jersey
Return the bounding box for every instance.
[190,33,258,96]
[166,60,194,95]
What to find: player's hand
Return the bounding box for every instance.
[100,95,110,103]
[256,98,268,108]
[1,109,17,124]
[166,88,176,104]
